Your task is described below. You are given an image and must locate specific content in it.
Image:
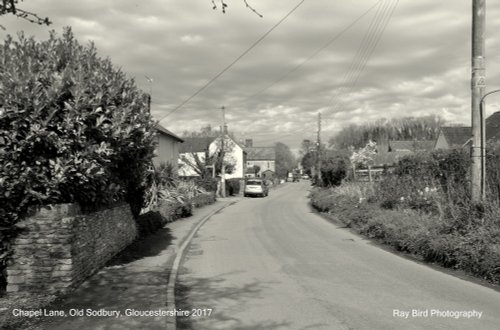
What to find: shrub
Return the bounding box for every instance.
[0,28,156,222]
[225,178,241,196]
[194,177,219,192]
[319,155,349,187]
[192,193,216,208]
[0,29,156,290]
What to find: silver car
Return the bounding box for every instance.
[244,179,269,197]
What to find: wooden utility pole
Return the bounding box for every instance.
[317,112,322,183]
[471,0,486,202]
[220,106,226,198]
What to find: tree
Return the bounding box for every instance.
[211,0,262,17]
[275,142,296,179]
[329,115,444,150]
[179,128,236,178]
[350,140,377,168]
[0,1,51,30]
[301,151,316,176]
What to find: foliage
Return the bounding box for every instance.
[300,150,316,176]
[350,140,377,167]
[0,28,156,224]
[193,177,219,192]
[225,178,241,196]
[310,184,500,285]
[179,135,236,178]
[319,155,349,187]
[275,142,296,179]
[330,115,443,149]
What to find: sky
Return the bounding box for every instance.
[2,0,500,149]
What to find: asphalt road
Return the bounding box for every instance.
[176,182,500,330]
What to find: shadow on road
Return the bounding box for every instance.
[175,271,290,330]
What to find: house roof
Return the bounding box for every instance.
[440,127,471,147]
[245,147,276,161]
[155,124,184,143]
[179,137,215,153]
[389,140,435,152]
[486,111,500,141]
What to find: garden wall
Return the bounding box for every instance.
[6,203,137,294]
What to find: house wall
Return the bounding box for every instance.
[153,134,180,169]
[247,160,276,173]
[434,132,449,149]
[209,137,246,179]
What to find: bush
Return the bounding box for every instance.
[319,155,349,187]
[310,182,500,285]
[225,178,241,196]
[0,28,156,222]
[0,29,156,290]
[192,193,216,208]
[194,177,219,192]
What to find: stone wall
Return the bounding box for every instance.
[6,203,137,294]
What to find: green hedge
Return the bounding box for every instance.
[0,28,156,223]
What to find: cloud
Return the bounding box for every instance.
[2,0,500,148]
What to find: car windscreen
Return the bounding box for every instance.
[246,180,262,185]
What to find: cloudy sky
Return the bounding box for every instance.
[2,0,500,149]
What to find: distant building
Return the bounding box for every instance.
[178,134,246,179]
[388,140,435,153]
[434,127,472,149]
[244,139,276,177]
[434,111,500,149]
[153,125,184,169]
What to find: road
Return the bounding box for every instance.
[176,182,500,330]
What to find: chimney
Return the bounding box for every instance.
[245,139,253,147]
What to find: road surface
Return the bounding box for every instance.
[176,182,500,330]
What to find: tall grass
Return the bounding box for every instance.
[310,148,500,284]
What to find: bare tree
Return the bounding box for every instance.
[211,0,263,17]
[0,0,51,30]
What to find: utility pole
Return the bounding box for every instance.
[145,76,153,113]
[220,106,226,198]
[471,0,486,202]
[317,112,322,183]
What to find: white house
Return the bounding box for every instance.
[178,134,246,179]
[243,139,276,178]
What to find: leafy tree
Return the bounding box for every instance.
[350,140,377,168]
[301,151,316,176]
[275,142,296,179]
[179,133,236,179]
[320,155,349,187]
[0,28,156,222]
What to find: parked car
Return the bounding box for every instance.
[301,174,310,180]
[244,179,269,197]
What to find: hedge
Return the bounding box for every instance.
[0,28,156,291]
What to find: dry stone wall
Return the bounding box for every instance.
[6,203,137,294]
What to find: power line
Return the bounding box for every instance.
[239,0,383,104]
[327,0,399,115]
[157,0,306,122]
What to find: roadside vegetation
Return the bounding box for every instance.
[310,145,500,286]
